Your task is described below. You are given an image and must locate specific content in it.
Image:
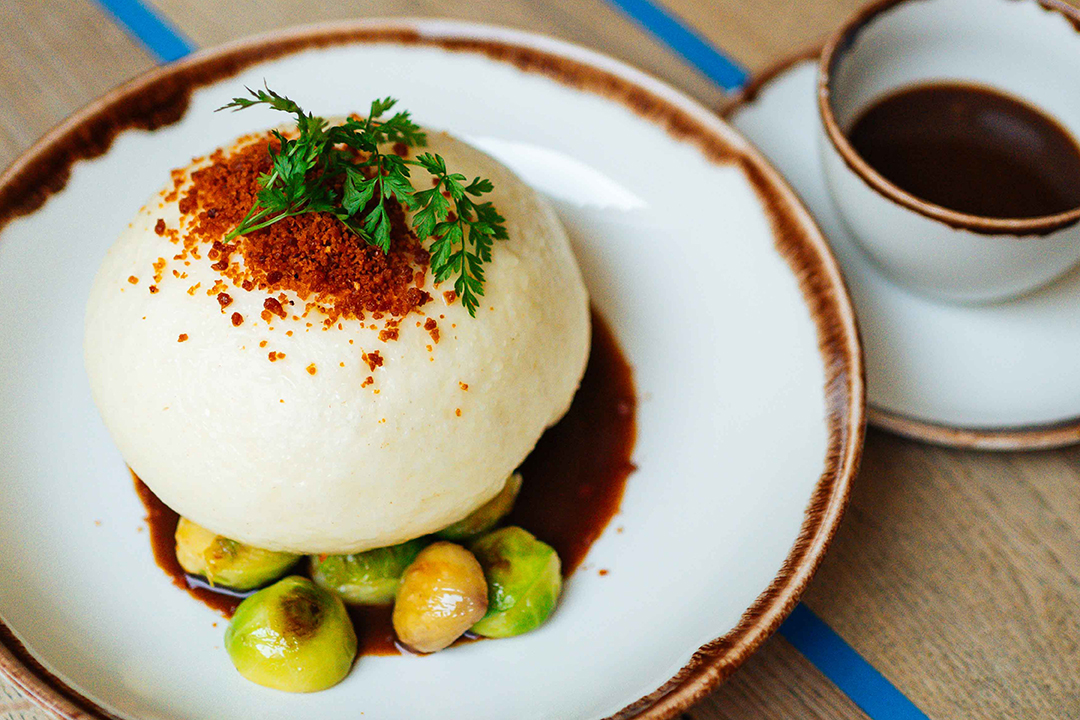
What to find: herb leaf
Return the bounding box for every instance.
[216,85,507,316]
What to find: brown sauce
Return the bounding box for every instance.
[847,82,1080,219]
[135,308,635,657]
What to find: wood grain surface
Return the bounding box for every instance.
[3,0,1079,719]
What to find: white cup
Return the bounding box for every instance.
[817,0,1080,303]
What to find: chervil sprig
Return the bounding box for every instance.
[216,85,506,315]
[412,153,507,316]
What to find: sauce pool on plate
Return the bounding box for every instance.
[847,82,1080,219]
[135,308,636,656]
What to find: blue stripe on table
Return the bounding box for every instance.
[780,604,930,720]
[91,0,194,63]
[90,1,929,718]
[601,0,748,90]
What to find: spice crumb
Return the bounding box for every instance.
[177,333,188,342]
[306,363,317,375]
[127,276,139,284]
[459,382,469,391]
[148,285,159,294]
[424,317,440,343]
[362,351,383,372]
[259,340,267,348]
[455,408,462,417]
[231,312,243,326]
[598,569,609,577]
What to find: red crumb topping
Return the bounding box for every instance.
[177,135,432,327]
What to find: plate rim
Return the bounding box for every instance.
[0,19,865,719]
[725,45,1080,452]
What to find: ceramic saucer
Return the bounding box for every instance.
[728,53,1080,450]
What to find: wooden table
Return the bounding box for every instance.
[3,1,1079,718]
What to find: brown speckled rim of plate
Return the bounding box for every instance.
[0,19,865,720]
[727,45,1080,453]
[818,0,1080,237]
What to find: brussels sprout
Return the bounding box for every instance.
[392,542,488,653]
[224,576,357,692]
[470,526,562,638]
[436,473,523,540]
[174,517,300,591]
[310,538,428,605]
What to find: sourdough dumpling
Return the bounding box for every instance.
[84,130,589,553]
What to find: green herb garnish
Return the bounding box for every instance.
[217,86,507,316]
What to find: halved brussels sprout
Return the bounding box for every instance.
[310,538,429,605]
[224,576,357,692]
[470,526,562,638]
[436,473,523,540]
[174,517,300,591]
[392,542,488,653]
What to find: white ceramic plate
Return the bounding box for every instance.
[729,52,1080,450]
[0,21,862,720]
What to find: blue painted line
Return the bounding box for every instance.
[92,0,194,63]
[602,0,748,91]
[780,604,931,720]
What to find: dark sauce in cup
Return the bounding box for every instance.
[847,82,1080,219]
[135,308,636,656]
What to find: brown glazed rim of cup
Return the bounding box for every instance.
[0,19,866,720]
[818,0,1080,237]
